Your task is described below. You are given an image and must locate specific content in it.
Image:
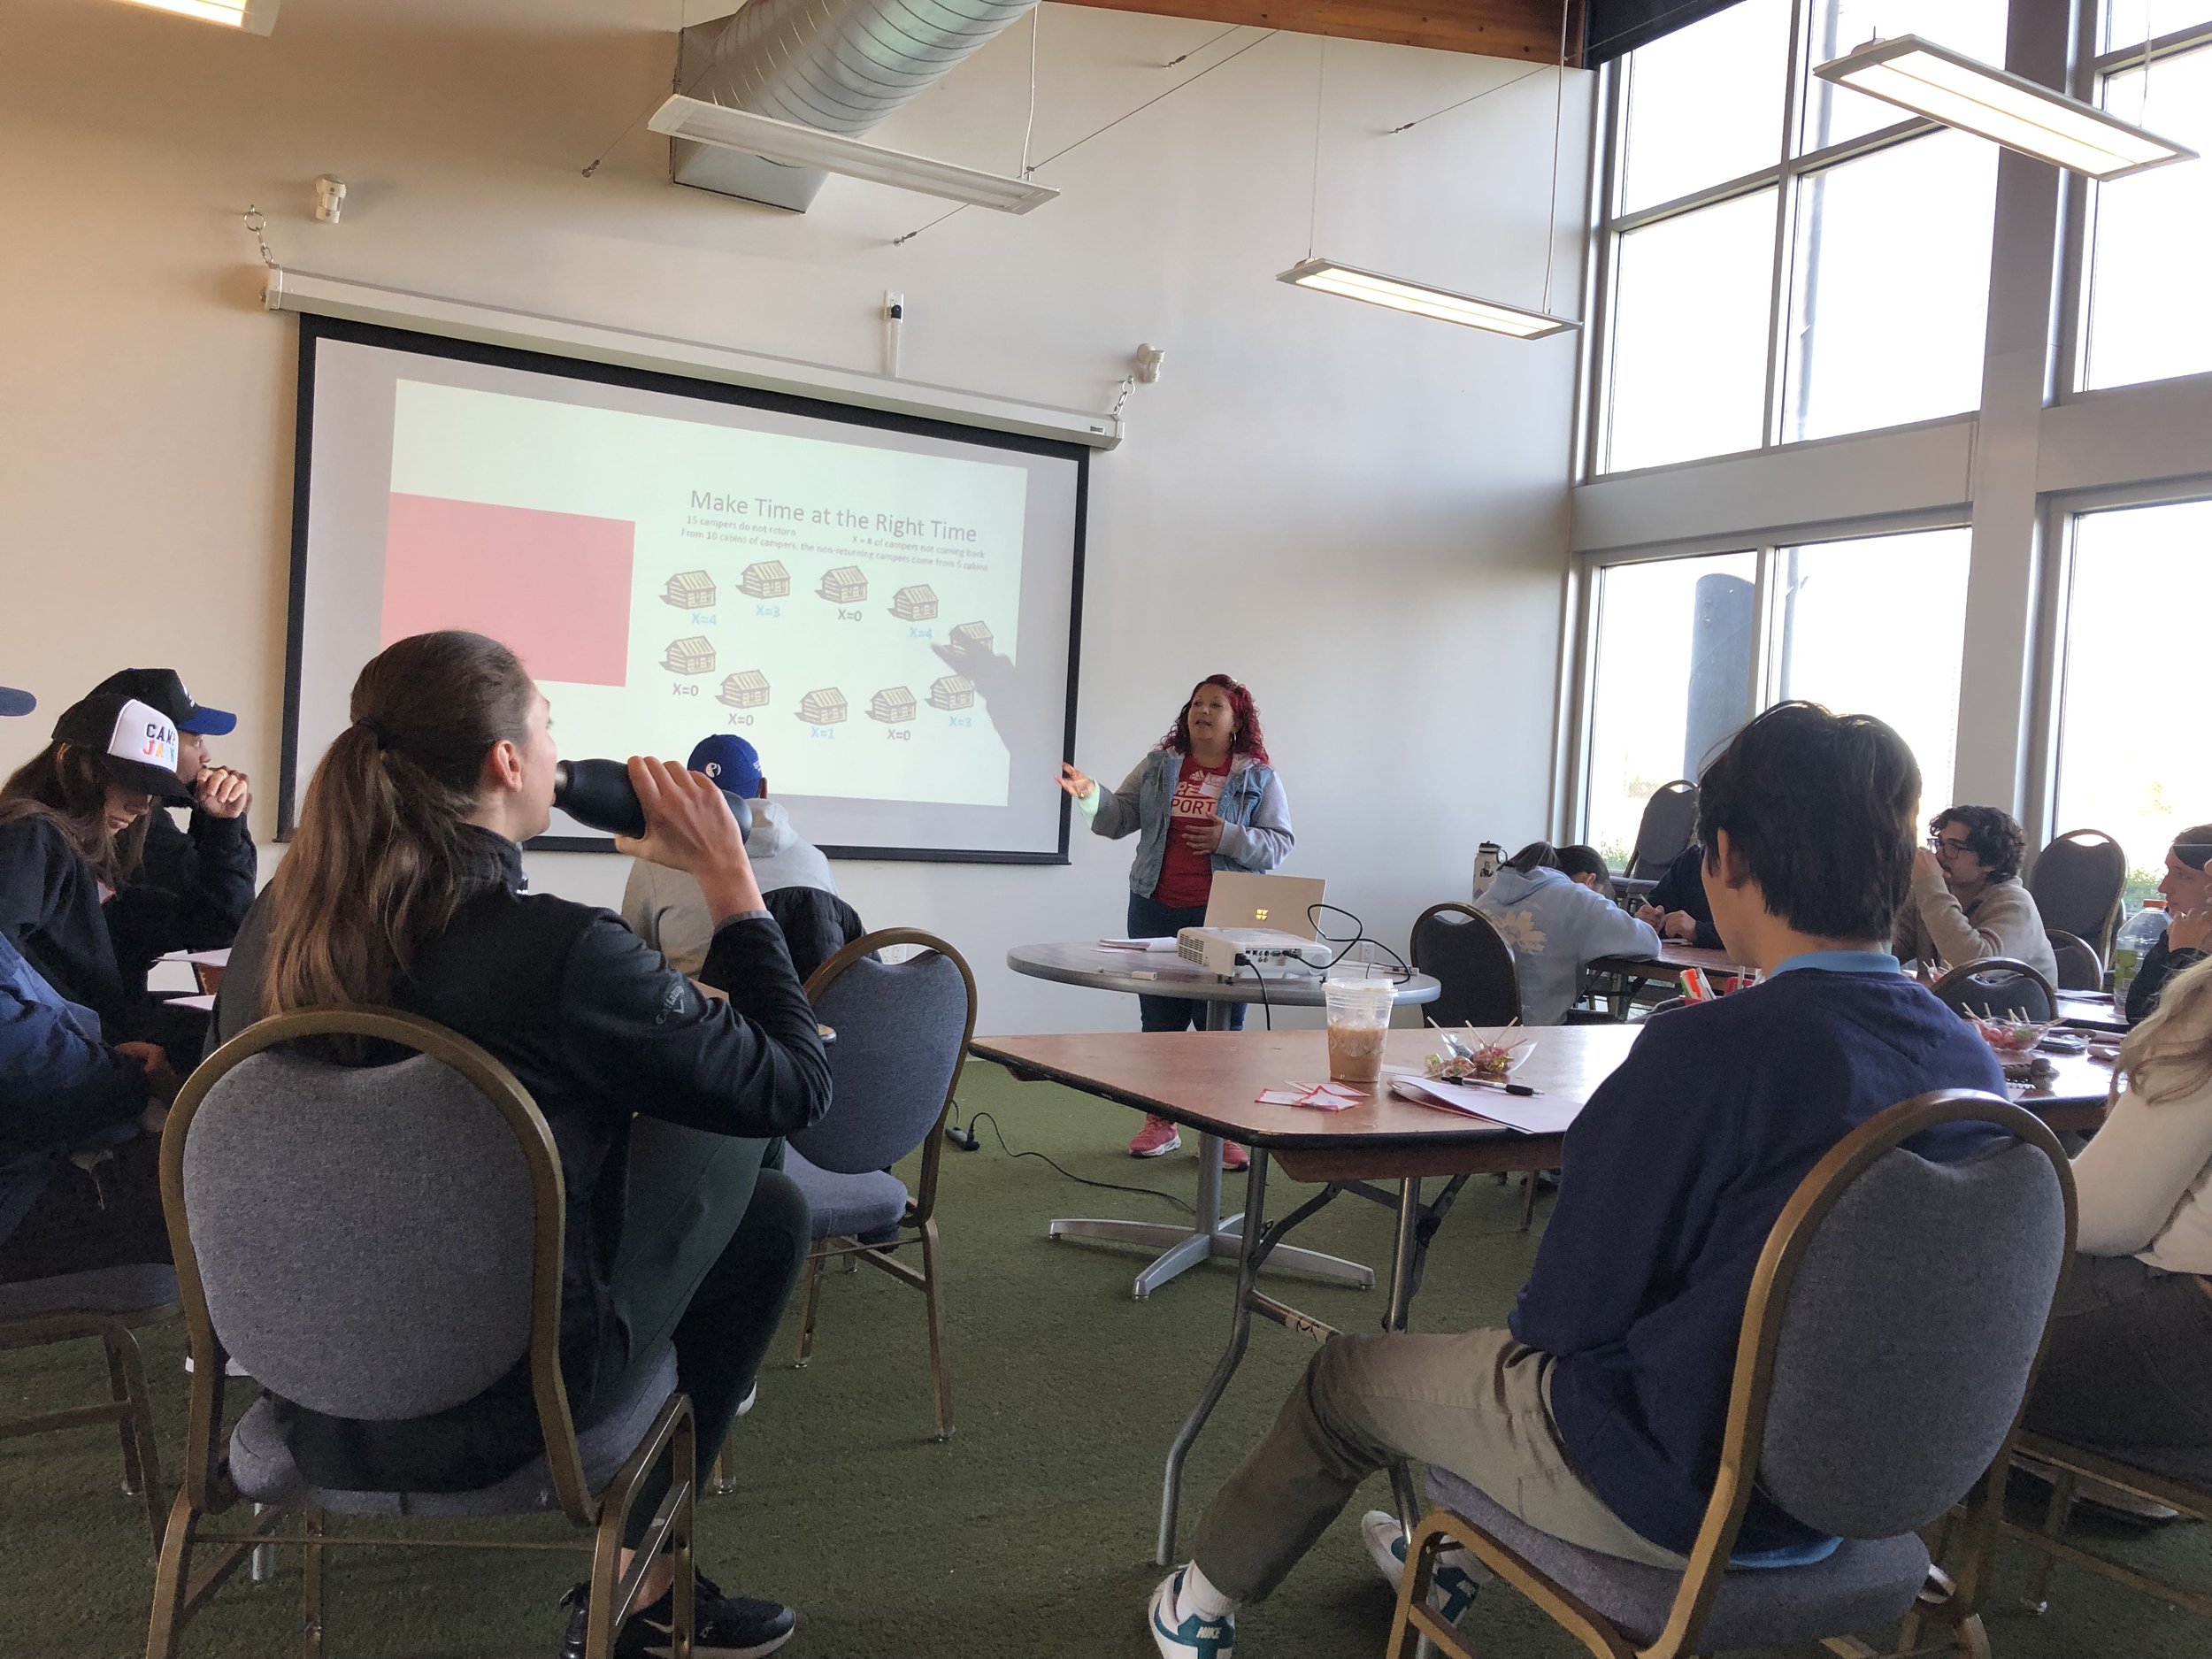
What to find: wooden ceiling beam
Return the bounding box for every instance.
[1053,0,1584,65]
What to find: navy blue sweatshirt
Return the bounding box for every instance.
[1509,963,2008,1556]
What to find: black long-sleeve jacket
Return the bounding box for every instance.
[0,815,131,1030]
[1646,844,1724,951]
[215,826,832,1488]
[106,808,257,996]
[2126,933,2207,1026]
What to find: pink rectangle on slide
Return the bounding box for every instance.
[382,494,634,686]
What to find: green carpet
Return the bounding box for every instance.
[4,1062,2208,1656]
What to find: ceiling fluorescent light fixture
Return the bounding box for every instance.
[1276,258,1578,339]
[649,96,1059,215]
[114,0,277,31]
[1814,34,2196,180]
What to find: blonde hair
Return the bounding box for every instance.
[2113,949,2212,1108]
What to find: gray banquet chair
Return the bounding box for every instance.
[2026,829,2127,961]
[0,1261,178,1553]
[1409,902,1521,1028]
[2045,929,2104,994]
[1931,956,2058,1024]
[1389,1091,2074,1659]
[782,930,977,1442]
[1617,780,1700,901]
[145,1008,695,1659]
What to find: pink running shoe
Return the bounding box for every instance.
[1128,1116,1182,1157]
[1219,1141,1250,1171]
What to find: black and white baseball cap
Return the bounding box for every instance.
[51,693,196,803]
[89,668,237,736]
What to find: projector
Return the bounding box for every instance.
[1177,927,1333,977]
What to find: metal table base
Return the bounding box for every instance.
[1048,1129,1377,1300]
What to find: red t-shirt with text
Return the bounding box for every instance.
[1152,755,1228,910]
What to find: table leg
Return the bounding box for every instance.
[1384,1176,1424,1536]
[1159,1148,1271,1566]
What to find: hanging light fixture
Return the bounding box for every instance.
[1277,12,1581,339]
[1277,259,1578,336]
[110,0,276,30]
[1813,34,2195,180]
[649,96,1058,214]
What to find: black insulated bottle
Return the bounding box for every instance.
[553,759,751,842]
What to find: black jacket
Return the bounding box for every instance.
[216,828,832,1489]
[106,808,257,996]
[2126,933,2205,1026]
[0,815,132,1033]
[1646,844,1723,952]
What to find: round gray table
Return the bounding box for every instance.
[1004,941,1441,1298]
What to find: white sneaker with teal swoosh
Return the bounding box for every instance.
[1362,1509,1488,1623]
[1148,1569,1234,1658]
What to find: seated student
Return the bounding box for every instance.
[0,687,199,1063]
[1553,843,1616,901]
[1635,841,1724,950]
[1893,805,2059,987]
[1472,841,1658,1024]
[1148,703,2010,1659]
[2124,825,2212,1026]
[89,669,255,995]
[2025,948,2212,1453]
[623,734,839,977]
[0,680,177,1285]
[215,632,830,1659]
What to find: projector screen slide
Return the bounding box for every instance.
[283,315,1087,860]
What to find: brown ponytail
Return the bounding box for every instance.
[260,631,536,1017]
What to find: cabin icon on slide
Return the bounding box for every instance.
[662,570,716,610]
[663,636,716,675]
[741,561,789,599]
[798,687,849,725]
[892,584,938,621]
[818,565,868,603]
[718,670,770,710]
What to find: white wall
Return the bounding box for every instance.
[0,0,1587,1032]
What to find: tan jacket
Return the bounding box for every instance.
[1893,870,2057,985]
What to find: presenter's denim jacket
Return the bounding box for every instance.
[1087,749,1294,899]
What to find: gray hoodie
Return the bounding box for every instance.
[1473,865,1662,1025]
[620,800,835,976]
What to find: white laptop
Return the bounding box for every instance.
[1204,872,1326,940]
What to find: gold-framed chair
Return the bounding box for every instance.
[780,930,977,1442]
[1387,1092,2075,1659]
[2001,1432,2212,1623]
[144,1007,695,1659]
[0,1262,178,1553]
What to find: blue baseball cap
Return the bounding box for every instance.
[688,734,763,797]
[90,668,236,736]
[0,686,32,718]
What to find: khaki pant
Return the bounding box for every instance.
[1189,1327,1683,1602]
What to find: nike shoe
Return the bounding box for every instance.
[1148,1568,1234,1658]
[1362,1509,1487,1624]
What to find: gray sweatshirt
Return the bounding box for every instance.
[620,800,835,976]
[1892,870,2057,986]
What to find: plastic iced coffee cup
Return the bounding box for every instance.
[1324,973,1395,1087]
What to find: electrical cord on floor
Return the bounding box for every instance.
[945,1106,1197,1217]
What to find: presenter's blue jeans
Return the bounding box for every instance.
[1127,892,1245,1033]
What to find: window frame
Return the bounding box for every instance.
[1565,510,1974,843]
[1587,1,2002,478]
[2055,2,2212,399]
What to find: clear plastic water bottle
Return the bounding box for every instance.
[2112,900,2170,998]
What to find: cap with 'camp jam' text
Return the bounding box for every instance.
[51,694,196,804]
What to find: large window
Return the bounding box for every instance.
[1595,0,2005,473]
[2078,12,2212,391]
[1581,529,1970,858]
[2052,497,2212,894]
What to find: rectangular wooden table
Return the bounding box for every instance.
[971,1023,2116,1565]
[1587,940,1753,1016]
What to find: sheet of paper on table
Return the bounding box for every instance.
[163,994,218,1011]
[154,948,233,967]
[1098,937,1179,952]
[1388,1074,1584,1136]
[1256,1081,1365,1111]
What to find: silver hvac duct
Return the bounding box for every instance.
[672,0,1039,212]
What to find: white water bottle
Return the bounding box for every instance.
[1472,841,1502,897]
